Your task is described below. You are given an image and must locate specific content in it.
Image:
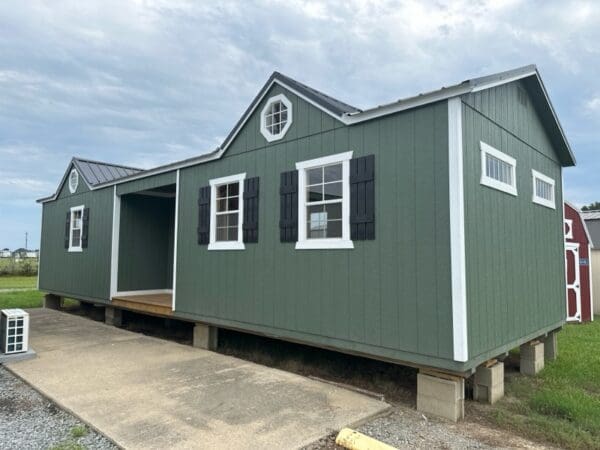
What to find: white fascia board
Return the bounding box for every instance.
[448,97,469,362]
[470,69,537,92]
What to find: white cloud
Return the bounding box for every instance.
[1,0,600,247]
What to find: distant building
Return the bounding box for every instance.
[0,248,11,258]
[12,248,39,259]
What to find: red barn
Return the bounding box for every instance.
[564,202,594,322]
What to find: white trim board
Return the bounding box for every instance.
[113,289,173,297]
[448,97,469,362]
[110,186,121,298]
[172,170,180,311]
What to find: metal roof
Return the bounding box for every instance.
[74,158,143,186]
[39,65,575,202]
[580,210,600,220]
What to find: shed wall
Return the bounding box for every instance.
[39,181,113,302]
[462,82,566,362]
[174,85,458,370]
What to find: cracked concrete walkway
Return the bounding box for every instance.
[6,308,388,449]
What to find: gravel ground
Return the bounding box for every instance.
[0,366,118,450]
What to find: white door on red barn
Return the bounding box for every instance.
[566,242,581,322]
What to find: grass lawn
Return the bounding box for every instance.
[0,289,45,309]
[486,320,600,449]
[0,276,37,290]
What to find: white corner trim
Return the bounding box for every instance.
[589,243,594,322]
[110,187,120,298]
[208,172,246,251]
[295,151,353,250]
[172,170,180,311]
[480,141,518,197]
[37,208,43,291]
[260,93,293,142]
[531,169,556,209]
[448,97,468,363]
[68,204,84,252]
[68,168,79,194]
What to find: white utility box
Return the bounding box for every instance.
[1,309,29,354]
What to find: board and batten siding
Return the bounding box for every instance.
[39,175,113,303]
[174,84,458,370]
[461,81,565,362]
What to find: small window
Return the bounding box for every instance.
[532,169,555,209]
[480,142,517,196]
[208,173,246,250]
[69,169,79,193]
[69,205,84,252]
[296,151,353,249]
[260,94,293,142]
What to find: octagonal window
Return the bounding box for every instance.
[260,94,293,142]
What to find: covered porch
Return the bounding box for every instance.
[110,172,179,316]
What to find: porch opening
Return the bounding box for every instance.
[112,184,176,315]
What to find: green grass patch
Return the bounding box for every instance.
[50,442,85,450]
[0,289,44,309]
[486,319,600,449]
[0,276,37,289]
[70,425,88,439]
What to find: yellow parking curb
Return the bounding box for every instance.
[335,428,397,450]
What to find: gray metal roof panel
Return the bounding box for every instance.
[73,158,144,187]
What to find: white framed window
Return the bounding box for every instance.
[532,169,556,209]
[68,169,79,194]
[260,94,292,142]
[69,205,84,252]
[296,151,353,250]
[480,141,517,196]
[208,173,246,251]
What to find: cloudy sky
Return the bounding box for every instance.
[1,0,599,249]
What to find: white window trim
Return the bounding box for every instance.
[68,204,84,252]
[480,141,517,196]
[260,94,293,142]
[565,218,573,239]
[208,173,246,251]
[532,169,556,209]
[295,151,354,250]
[68,169,79,194]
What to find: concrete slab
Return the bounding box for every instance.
[0,348,36,364]
[6,309,389,450]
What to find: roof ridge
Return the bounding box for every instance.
[73,156,144,172]
[274,72,360,113]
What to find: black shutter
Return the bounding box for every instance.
[64,212,71,249]
[279,170,298,242]
[197,186,211,245]
[243,177,259,243]
[350,155,375,240]
[81,208,90,248]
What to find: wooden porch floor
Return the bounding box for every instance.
[111,293,173,317]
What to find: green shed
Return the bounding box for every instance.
[38,65,575,419]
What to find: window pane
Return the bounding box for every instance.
[217,215,227,227]
[228,227,238,241]
[307,185,323,202]
[72,229,81,247]
[324,182,342,201]
[325,203,342,220]
[272,123,281,134]
[227,212,238,226]
[281,109,288,122]
[307,168,322,185]
[216,228,228,241]
[485,153,513,186]
[327,220,342,238]
[228,182,239,197]
[217,185,227,198]
[324,164,342,183]
[228,197,239,211]
[217,199,227,212]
